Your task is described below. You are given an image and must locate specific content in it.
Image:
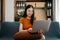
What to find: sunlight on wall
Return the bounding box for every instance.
[58,0,60,23]
[5,0,14,22]
[55,0,60,23]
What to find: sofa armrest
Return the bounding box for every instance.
[58,25,60,38]
[44,22,60,38]
[0,30,1,37]
[0,29,2,37]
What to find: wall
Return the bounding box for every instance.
[5,0,14,22]
[35,9,46,20]
[54,0,60,24]
[57,0,60,23]
[53,0,55,21]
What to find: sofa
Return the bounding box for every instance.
[0,22,60,40]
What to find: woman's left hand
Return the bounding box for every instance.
[28,28,32,31]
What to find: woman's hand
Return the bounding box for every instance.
[38,29,43,34]
[28,28,32,31]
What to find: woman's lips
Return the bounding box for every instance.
[29,13,32,16]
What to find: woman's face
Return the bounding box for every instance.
[27,7,33,17]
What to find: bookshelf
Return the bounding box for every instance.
[14,0,53,21]
[45,0,53,21]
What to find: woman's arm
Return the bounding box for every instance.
[19,23,27,32]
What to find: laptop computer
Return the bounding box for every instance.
[28,20,51,33]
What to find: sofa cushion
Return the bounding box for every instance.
[45,37,60,40]
[1,22,19,37]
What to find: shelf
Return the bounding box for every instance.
[16,0,47,2]
[47,16,51,18]
[16,7,45,9]
[16,6,45,9]
[16,0,26,1]
[26,0,46,2]
[34,7,45,9]
[47,7,52,9]
[16,6,25,8]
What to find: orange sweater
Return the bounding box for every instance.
[19,17,32,30]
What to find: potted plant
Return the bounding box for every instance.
[15,11,24,21]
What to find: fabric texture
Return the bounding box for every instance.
[19,17,32,30]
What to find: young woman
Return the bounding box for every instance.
[14,5,45,40]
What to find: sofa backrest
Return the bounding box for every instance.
[44,22,60,38]
[0,22,60,38]
[1,22,19,37]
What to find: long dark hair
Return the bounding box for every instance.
[23,5,34,25]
